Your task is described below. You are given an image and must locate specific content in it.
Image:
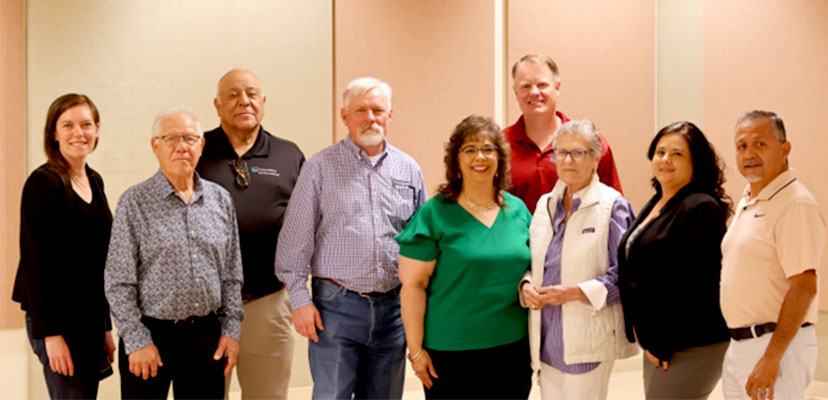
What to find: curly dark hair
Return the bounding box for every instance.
[648,121,732,216]
[437,115,511,206]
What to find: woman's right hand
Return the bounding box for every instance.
[411,349,439,389]
[645,349,669,371]
[44,335,74,376]
[521,282,542,310]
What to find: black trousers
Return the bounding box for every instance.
[119,313,225,399]
[425,336,532,400]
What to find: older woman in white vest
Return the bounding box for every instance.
[520,120,638,399]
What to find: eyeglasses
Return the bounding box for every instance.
[155,135,202,146]
[459,145,498,157]
[229,158,250,188]
[552,148,590,162]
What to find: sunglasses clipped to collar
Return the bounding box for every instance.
[229,158,250,188]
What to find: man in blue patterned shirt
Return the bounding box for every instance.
[276,77,427,399]
[105,108,244,399]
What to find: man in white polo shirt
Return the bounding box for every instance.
[721,110,825,400]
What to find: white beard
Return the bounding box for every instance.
[356,122,385,147]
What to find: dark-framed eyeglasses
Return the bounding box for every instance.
[155,135,202,147]
[552,148,590,162]
[229,158,250,189]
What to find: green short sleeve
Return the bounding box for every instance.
[395,198,438,261]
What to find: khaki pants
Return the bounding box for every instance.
[226,289,295,400]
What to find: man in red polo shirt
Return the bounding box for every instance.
[505,54,622,213]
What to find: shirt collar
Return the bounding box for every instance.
[209,126,270,159]
[343,135,389,164]
[510,111,569,144]
[742,168,797,203]
[149,169,205,203]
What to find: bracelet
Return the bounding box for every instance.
[408,348,425,363]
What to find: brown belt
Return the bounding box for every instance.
[322,278,400,298]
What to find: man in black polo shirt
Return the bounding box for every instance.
[196,68,304,399]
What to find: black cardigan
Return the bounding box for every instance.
[12,165,113,351]
[617,183,730,361]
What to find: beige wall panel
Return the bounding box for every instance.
[656,0,703,128]
[335,0,497,195]
[26,0,332,395]
[27,0,333,205]
[507,0,655,210]
[1,0,26,330]
[703,1,828,309]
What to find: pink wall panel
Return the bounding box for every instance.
[507,0,655,210]
[1,0,26,329]
[703,0,828,309]
[334,0,496,195]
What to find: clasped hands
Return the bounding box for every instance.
[521,282,585,309]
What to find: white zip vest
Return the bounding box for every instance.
[526,174,638,371]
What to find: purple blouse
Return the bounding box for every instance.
[540,196,634,373]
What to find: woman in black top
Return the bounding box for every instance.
[618,122,731,399]
[12,94,115,399]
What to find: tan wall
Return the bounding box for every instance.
[22,0,333,396]
[334,0,498,195]
[507,0,656,210]
[703,0,828,309]
[5,0,828,396]
[0,0,26,331]
[26,0,333,203]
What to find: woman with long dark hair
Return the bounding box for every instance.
[618,121,732,399]
[13,94,115,398]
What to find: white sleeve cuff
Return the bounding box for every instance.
[577,279,608,310]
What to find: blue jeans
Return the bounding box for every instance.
[309,278,406,400]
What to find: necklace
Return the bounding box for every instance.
[464,194,498,212]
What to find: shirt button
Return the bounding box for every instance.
[194,302,200,307]
[190,230,196,236]
[192,254,197,259]
[376,238,381,243]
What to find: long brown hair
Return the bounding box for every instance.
[43,94,100,183]
[437,115,511,205]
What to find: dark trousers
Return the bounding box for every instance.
[119,313,225,399]
[26,315,106,399]
[425,336,532,400]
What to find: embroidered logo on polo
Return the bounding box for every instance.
[250,167,280,177]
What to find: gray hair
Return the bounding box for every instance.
[511,54,560,84]
[343,77,392,110]
[552,120,603,157]
[152,107,203,138]
[736,110,786,143]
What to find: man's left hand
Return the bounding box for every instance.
[213,336,240,376]
[745,355,780,400]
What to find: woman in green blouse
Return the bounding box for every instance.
[396,115,532,399]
